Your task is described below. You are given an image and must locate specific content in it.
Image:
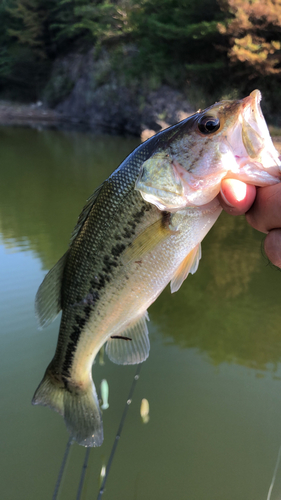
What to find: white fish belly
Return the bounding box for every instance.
[70,205,222,381]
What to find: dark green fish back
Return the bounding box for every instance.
[60,122,186,310]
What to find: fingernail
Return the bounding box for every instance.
[220,188,234,207]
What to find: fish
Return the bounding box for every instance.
[32,89,281,447]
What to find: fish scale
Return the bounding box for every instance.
[32,90,281,446]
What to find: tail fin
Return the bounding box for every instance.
[63,384,103,447]
[32,368,103,447]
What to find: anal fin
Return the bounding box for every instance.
[106,312,150,365]
[170,243,202,293]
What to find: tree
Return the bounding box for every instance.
[7,0,49,58]
[218,0,281,76]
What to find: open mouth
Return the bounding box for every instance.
[242,90,280,171]
[222,90,281,185]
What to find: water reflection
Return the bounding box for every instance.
[3,126,281,500]
[0,126,139,267]
[1,126,281,373]
[152,213,281,370]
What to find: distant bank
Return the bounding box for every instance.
[1,49,281,149]
[0,50,195,137]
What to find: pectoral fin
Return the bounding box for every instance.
[35,251,69,328]
[170,243,201,293]
[122,219,171,264]
[106,312,150,365]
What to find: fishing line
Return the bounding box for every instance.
[97,363,142,499]
[52,437,73,500]
[266,444,281,500]
[76,448,91,500]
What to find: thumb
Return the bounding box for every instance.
[218,179,256,216]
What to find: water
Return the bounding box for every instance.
[1,126,281,500]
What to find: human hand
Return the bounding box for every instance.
[219,179,281,268]
[218,178,256,216]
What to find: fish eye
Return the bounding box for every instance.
[198,115,220,134]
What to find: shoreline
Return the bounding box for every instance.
[1,100,281,153]
[0,101,62,126]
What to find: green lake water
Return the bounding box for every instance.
[1,125,281,500]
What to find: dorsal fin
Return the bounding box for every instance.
[35,251,69,328]
[170,243,201,293]
[35,182,105,329]
[70,182,105,245]
[105,312,150,365]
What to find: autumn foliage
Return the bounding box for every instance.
[1,0,281,112]
[219,0,281,75]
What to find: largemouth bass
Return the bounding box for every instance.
[32,90,280,447]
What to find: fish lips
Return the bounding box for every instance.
[220,90,281,186]
[241,90,281,177]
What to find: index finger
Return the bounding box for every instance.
[246,183,281,233]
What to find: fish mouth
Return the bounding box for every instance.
[223,90,281,185]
